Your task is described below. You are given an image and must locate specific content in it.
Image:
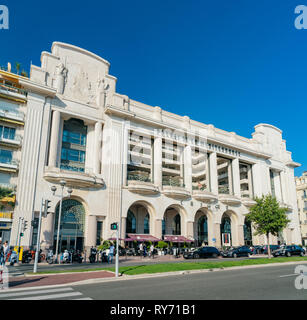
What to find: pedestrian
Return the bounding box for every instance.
[108,244,115,264]
[143,245,147,258]
[0,240,4,267]
[139,243,143,257]
[150,244,155,259]
[3,241,9,263]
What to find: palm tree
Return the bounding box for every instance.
[15,62,21,75]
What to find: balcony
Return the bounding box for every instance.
[0,81,27,102]
[0,158,19,172]
[0,134,22,147]
[242,198,256,208]
[0,109,25,125]
[192,188,218,203]
[43,166,104,189]
[280,202,293,212]
[127,172,159,195]
[219,193,242,206]
[0,211,13,221]
[162,178,190,199]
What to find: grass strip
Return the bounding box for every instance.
[26,257,307,276]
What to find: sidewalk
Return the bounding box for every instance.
[7,270,115,289]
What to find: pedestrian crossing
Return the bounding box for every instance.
[0,286,93,300]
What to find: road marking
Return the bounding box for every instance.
[279,274,297,278]
[74,297,93,300]
[0,287,74,298]
[10,291,83,300]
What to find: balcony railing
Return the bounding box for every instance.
[0,80,27,97]
[218,185,230,194]
[0,158,19,167]
[0,134,22,144]
[127,172,151,183]
[0,109,25,122]
[162,177,185,188]
[0,212,13,219]
[192,185,207,191]
[0,183,16,190]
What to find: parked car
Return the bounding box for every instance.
[273,245,305,257]
[183,246,220,259]
[262,245,280,254]
[222,246,252,258]
[250,245,262,254]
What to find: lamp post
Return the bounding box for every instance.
[52,180,72,264]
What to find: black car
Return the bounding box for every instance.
[183,246,220,259]
[262,245,280,254]
[273,245,305,257]
[222,246,252,258]
[250,245,262,254]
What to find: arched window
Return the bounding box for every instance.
[144,213,150,234]
[173,214,181,235]
[126,210,136,234]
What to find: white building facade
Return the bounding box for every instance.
[10,42,301,253]
[295,172,307,245]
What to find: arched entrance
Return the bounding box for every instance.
[126,203,151,235]
[220,213,232,247]
[244,219,253,246]
[54,199,85,252]
[163,206,185,236]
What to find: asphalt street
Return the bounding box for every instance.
[68,263,307,300]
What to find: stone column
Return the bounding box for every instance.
[120,217,127,246]
[94,122,102,175]
[122,124,129,186]
[153,136,162,188]
[251,163,262,197]
[40,212,55,252]
[273,171,282,202]
[238,224,245,246]
[214,223,221,248]
[209,152,218,194]
[184,145,192,192]
[232,158,241,197]
[48,110,61,168]
[154,219,163,239]
[186,221,194,239]
[86,215,97,248]
[280,170,288,204]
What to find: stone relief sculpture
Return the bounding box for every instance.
[96,77,109,107]
[55,63,68,94]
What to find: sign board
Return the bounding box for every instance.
[14,246,23,261]
[110,223,118,230]
[222,233,231,247]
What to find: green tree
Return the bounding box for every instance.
[15,62,21,75]
[246,195,290,259]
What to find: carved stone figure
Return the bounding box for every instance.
[96,77,109,107]
[55,63,67,94]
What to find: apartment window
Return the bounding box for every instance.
[0,149,13,164]
[0,126,15,140]
[192,147,208,191]
[60,119,87,172]
[239,162,253,198]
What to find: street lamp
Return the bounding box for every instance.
[52,180,73,264]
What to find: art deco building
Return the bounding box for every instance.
[295,172,307,245]
[9,42,301,253]
[0,68,28,242]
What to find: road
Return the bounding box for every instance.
[3,263,307,300]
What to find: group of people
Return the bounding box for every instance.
[138,243,155,258]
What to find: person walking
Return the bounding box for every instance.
[150,244,155,259]
[0,240,4,267]
[139,243,143,257]
[3,241,9,263]
[143,244,147,258]
[108,244,114,264]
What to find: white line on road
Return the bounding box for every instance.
[0,287,74,299]
[279,274,297,278]
[10,291,83,300]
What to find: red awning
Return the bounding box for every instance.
[126,234,160,242]
[108,237,134,242]
[163,235,194,243]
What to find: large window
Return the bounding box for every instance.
[217,157,232,194]
[60,119,87,172]
[0,149,13,164]
[0,126,16,140]
[126,210,136,234]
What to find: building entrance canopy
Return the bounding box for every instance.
[163,235,194,243]
[126,234,160,242]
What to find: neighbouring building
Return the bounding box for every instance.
[8,42,301,255]
[296,172,307,245]
[0,68,28,243]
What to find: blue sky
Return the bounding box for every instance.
[0,0,306,176]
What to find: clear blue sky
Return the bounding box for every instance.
[0,0,306,176]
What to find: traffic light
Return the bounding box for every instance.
[111,223,118,230]
[44,199,52,217]
[31,219,39,228]
[23,220,28,231]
